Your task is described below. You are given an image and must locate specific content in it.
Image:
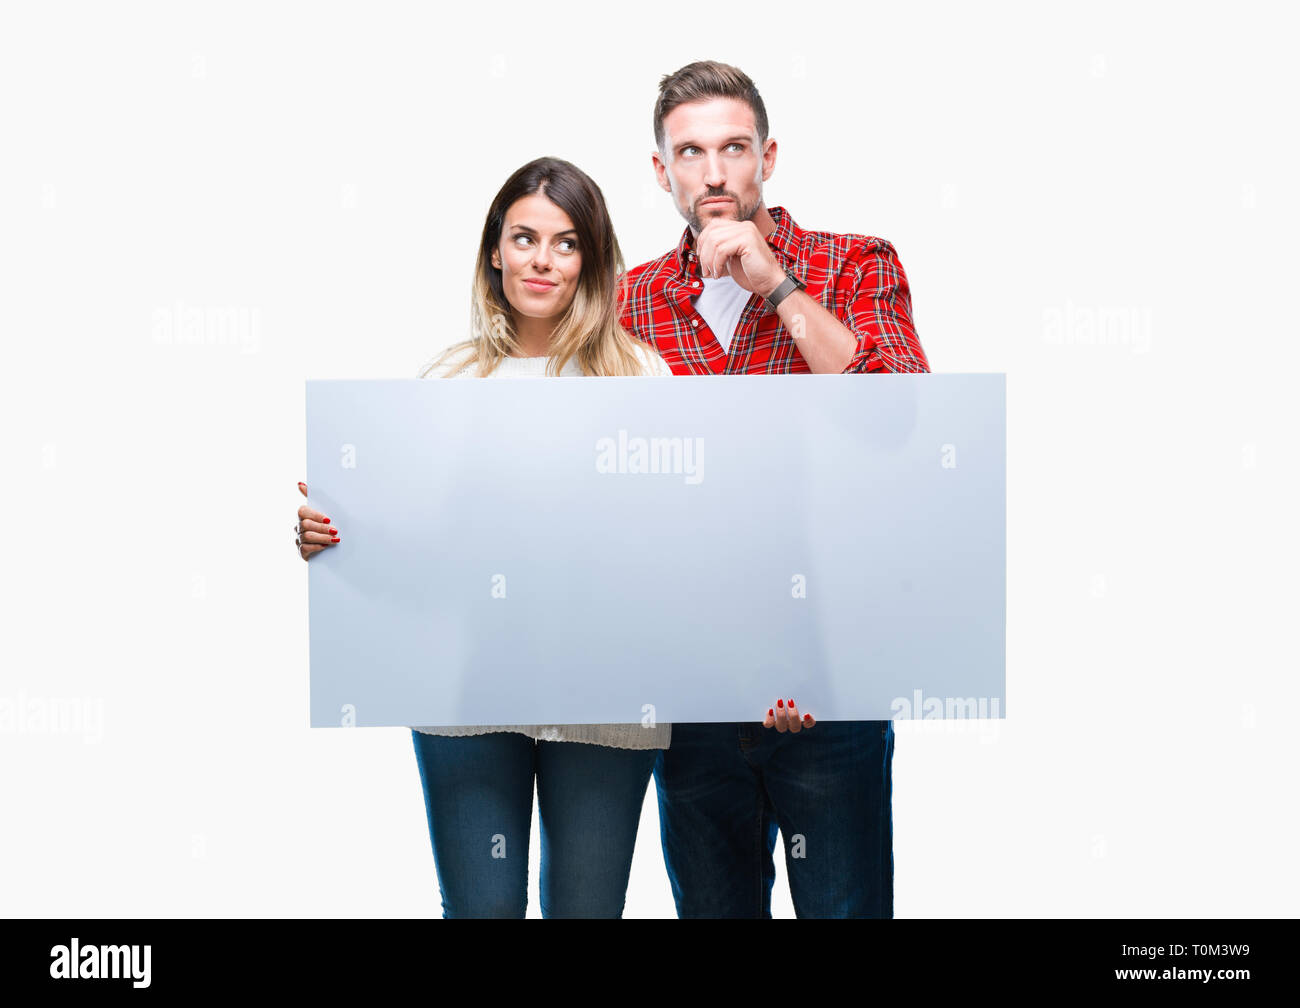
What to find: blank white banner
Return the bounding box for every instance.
[306,373,1005,727]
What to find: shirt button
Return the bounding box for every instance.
[692,280,699,287]
[690,319,698,327]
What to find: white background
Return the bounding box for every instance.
[1,0,1296,917]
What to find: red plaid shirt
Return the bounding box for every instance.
[618,205,929,375]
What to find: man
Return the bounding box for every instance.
[618,60,930,918]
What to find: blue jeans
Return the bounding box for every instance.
[653,719,894,918]
[410,730,657,918]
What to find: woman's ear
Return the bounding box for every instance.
[490,248,501,270]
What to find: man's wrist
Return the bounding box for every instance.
[764,270,806,309]
[759,269,789,300]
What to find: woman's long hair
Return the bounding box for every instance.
[420,157,659,378]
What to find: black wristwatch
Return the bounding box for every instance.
[764,270,806,311]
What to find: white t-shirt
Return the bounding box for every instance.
[692,274,753,354]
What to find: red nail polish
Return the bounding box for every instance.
[297,482,306,489]
[331,537,340,542]
[788,699,795,707]
[777,699,783,708]
[804,714,812,722]
[321,516,330,523]
[328,528,337,534]
[768,709,774,717]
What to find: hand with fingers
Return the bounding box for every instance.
[763,698,816,733]
[695,218,785,297]
[295,481,340,561]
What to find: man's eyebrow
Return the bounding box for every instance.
[676,135,753,150]
[505,224,578,236]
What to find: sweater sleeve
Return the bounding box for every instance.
[636,342,674,377]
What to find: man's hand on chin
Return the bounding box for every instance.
[695,218,785,297]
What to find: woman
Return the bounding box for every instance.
[295,157,672,918]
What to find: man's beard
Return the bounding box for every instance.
[687,187,760,234]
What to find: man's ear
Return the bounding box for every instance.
[652,150,673,194]
[761,137,778,183]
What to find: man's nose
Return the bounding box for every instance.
[703,153,726,188]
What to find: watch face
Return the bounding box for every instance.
[769,275,801,307]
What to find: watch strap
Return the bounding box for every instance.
[765,271,805,311]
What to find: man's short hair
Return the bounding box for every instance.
[653,60,769,154]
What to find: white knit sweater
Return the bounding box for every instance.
[411,344,674,750]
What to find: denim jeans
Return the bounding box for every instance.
[410,730,657,918]
[653,719,894,918]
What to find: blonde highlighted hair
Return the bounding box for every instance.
[420,157,661,379]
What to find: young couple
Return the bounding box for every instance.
[294,60,930,918]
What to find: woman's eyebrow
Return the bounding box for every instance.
[507,224,578,236]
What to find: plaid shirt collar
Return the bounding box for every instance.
[672,205,801,280]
